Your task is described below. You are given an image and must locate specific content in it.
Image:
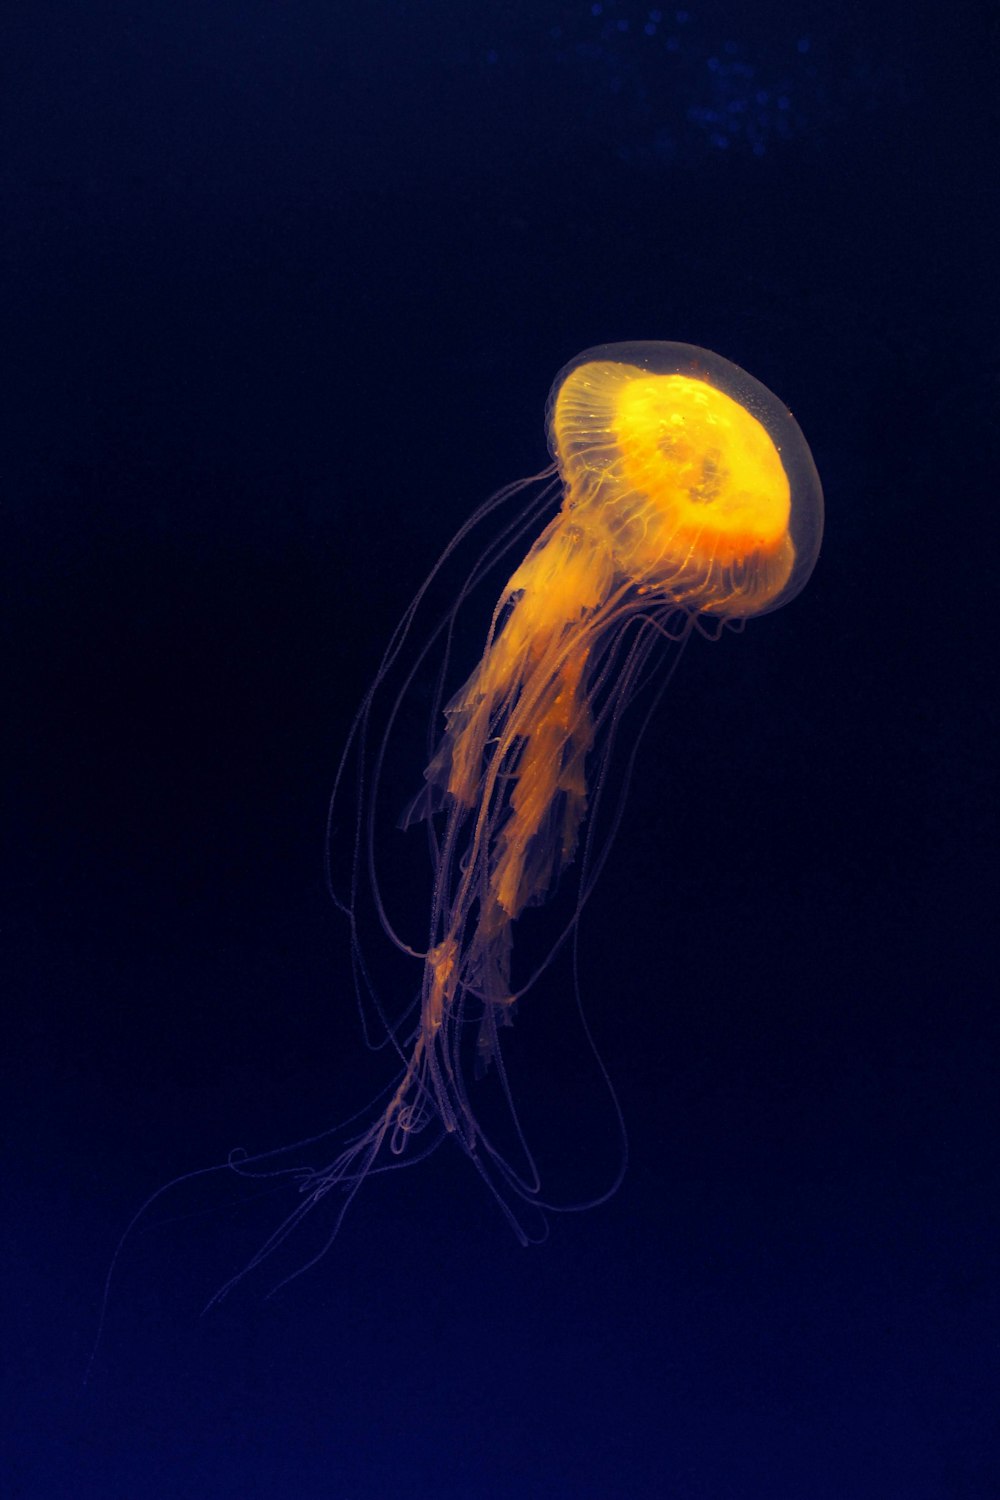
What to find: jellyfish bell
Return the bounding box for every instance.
[546,341,823,619]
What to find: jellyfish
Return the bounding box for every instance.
[86,341,824,1365]
[219,341,823,1292]
[80,337,797,1326]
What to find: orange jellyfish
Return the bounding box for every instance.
[222,340,824,1288]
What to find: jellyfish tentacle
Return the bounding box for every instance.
[425,519,615,995]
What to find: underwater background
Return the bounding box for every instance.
[5,0,998,1495]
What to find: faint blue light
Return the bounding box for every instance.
[797,36,810,53]
[644,21,657,34]
[676,9,689,22]
[724,39,738,55]
[591,2,603,15]
[777,95,790,110]
[755,89,769,104]
[649,7,663,19]
[617,17,629,30]
[485,48,498,64]
[666,34,679,49]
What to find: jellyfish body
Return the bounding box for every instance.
[229,343,823,1281]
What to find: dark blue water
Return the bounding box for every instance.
[5,2,998,1495]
